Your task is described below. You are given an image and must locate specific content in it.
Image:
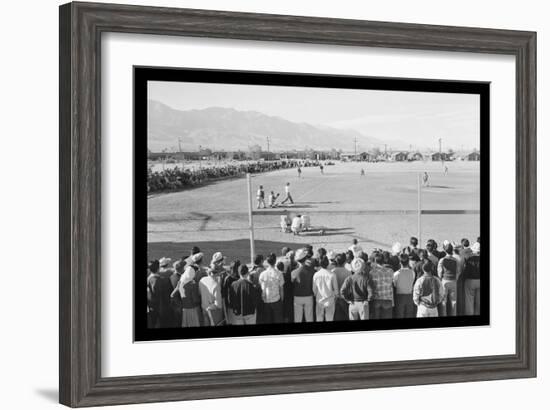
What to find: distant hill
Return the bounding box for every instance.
[147,100,388,152]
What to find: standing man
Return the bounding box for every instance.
[393,253,416,318]
[340,258,373,320]
[413,260,445,317]
[423,171,429,187]
[258,253,285,324]
[198,261,223,326]
[170,260,186,326]
[147,260,172,328]
[256,185,266,209]
[463,242,481,315]
[229,265,261,325]
[222,260,241,325]
[280,182,294,205]
[297,167,302,178]
[360,168,365,177]
[331,253,351,321]
[312,256,339,322]
[320,164,324,174]
[425,240,440,266]
[437,243,459,316]
[369,253,395,319]
[291,248,315,322]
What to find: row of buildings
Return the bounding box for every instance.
[148,148,481,162]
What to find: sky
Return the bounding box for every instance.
[148,80,480,151]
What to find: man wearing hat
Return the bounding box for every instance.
[147,260,175,328]
[159,257,174,279]
[291,248,315,322]
[198,252,224,326]
[340,258,373,320]
[327,250,337,271]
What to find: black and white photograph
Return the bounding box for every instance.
[135,67,489,341]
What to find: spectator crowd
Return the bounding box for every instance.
[147,236,482,328]
[147,160,319,193]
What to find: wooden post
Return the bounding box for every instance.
[417,172,422,245]
[246,173,256,265]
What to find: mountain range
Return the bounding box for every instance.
[147,100,406,152]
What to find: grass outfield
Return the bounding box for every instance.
[148,160,480,263]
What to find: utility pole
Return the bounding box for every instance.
[438,138,442,154]
[266,136,270,160]
[354,137,357,161]
[178,137,182,153]
[384,144,387,158]
[199,145,202,170]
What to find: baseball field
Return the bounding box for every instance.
[147,160,480,263]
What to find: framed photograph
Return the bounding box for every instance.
[59,1,536,407]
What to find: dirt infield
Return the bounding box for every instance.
[148,160,480,263]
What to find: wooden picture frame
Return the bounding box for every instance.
[59,1,536,407]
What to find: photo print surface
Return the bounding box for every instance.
[134,67,489,341]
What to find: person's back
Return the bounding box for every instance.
[291,263,314,297]
[439,255,458,280]
[370,263,394,301]
[199,275,220,311]
[462,251,481,315]
[393,254,416,318]
[415,275,443,309]
[313,268,337,306]
[180,280,201,310]
[332,266,351,290]
[341,271,372,303]
[148,273,174,327]
[340,258,373,320]
[394,267,415,295]
[229,277,260,317]
[248,261,264,287]
[413,261,445,317]
[463,254,480,280]
[369,256,394,319]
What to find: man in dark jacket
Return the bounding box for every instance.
[147,260,174,328]
[229,265,261,325]
[463,243,481,315]
[291,248,315,322]
[340,258,373,320]
[437,243,458,316]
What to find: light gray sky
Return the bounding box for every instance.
[149,81,480,150]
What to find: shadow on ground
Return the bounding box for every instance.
[35,388,58,403]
